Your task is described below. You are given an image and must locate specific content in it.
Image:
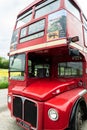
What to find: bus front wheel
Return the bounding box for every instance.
[71,104,85,130]
[75,104,83,130]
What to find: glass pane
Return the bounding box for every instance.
[65,0,80,20]
[36,0,55,10]
[82,15,87,28]
[10,72,24,80]
[16,14,32,28]
[35,0,60,18]
[28,19,45,35]
[84,29,87,46]
[9,54,25,72]
[20,32,44,43]
[16,9,32,28]
[20,19,45,43]
[58,62,83,77]
[20,27,27,38]
[9,54,25,80]
[11,29,19,44]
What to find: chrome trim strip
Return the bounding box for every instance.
[78,89,87,96]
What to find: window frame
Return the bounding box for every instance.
[82,15,87,29]
[28,53,51,78]
[16,9,32,29]
[11,29,19,44]
[20,19,45,43]
[58,62,83,78]
[9,53,26,80]
[35,0,60,19]
[28,19,45,35]
[65,0,81,21]
[84,28,87,47]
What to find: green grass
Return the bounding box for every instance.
[0,69,8,89]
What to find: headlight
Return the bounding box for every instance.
[7,96,11,103]
[48,108,59,121]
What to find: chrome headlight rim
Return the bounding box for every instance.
[48,108,59,121]
[7,95,12,103]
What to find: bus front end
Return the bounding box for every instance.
[8,0,87,130]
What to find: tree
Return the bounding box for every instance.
[0,57,9,69]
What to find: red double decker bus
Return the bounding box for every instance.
[8,0,87,130]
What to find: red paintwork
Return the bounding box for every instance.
[8,0,87,130]
[44,87,84,129]
[10,0,84,53]
[12,79,77,101]
[8,78,86,130]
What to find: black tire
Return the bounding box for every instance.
[75,104,83,130]
[71,104,84,130]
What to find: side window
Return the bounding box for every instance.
[83,15,87,46]
[35,0,60,18]
[16,9,32,29]
[11,29,19,44]
[28,19,45,35]
[28,58,50,78]
[58,62,83,77]
[65,0,81,21]
[84,29,87,46]
[20,19,45,43]
[82,15,87,28]
[20,27,27,38]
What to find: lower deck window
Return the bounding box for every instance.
[9,54,25,80]
[28,55,50,78]
[28,51,83,79]
[58,62,83,77]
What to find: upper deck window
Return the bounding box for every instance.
[16,9,32,29]
[20,19,45,43]
[82,15,87,29]
[11,29,19,44]
[83,15,87,46]
[35,0,60,18]
[28,19,45,35]
[84,29,87,46]
[65,0,81,21]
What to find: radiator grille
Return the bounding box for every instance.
[13,96,37,128]
[13,97,22,119]
[24,100,37,127]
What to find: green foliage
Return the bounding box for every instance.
[0,57,9,69]
[0,76,8,89]
[0,57,9,89]
[0,81,8,89]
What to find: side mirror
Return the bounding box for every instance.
[67,36,79,43]
[67,36,79,56]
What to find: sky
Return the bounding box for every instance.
[0,0,87,59]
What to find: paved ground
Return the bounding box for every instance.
[0,89,87,130]
[0,89,24,130]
